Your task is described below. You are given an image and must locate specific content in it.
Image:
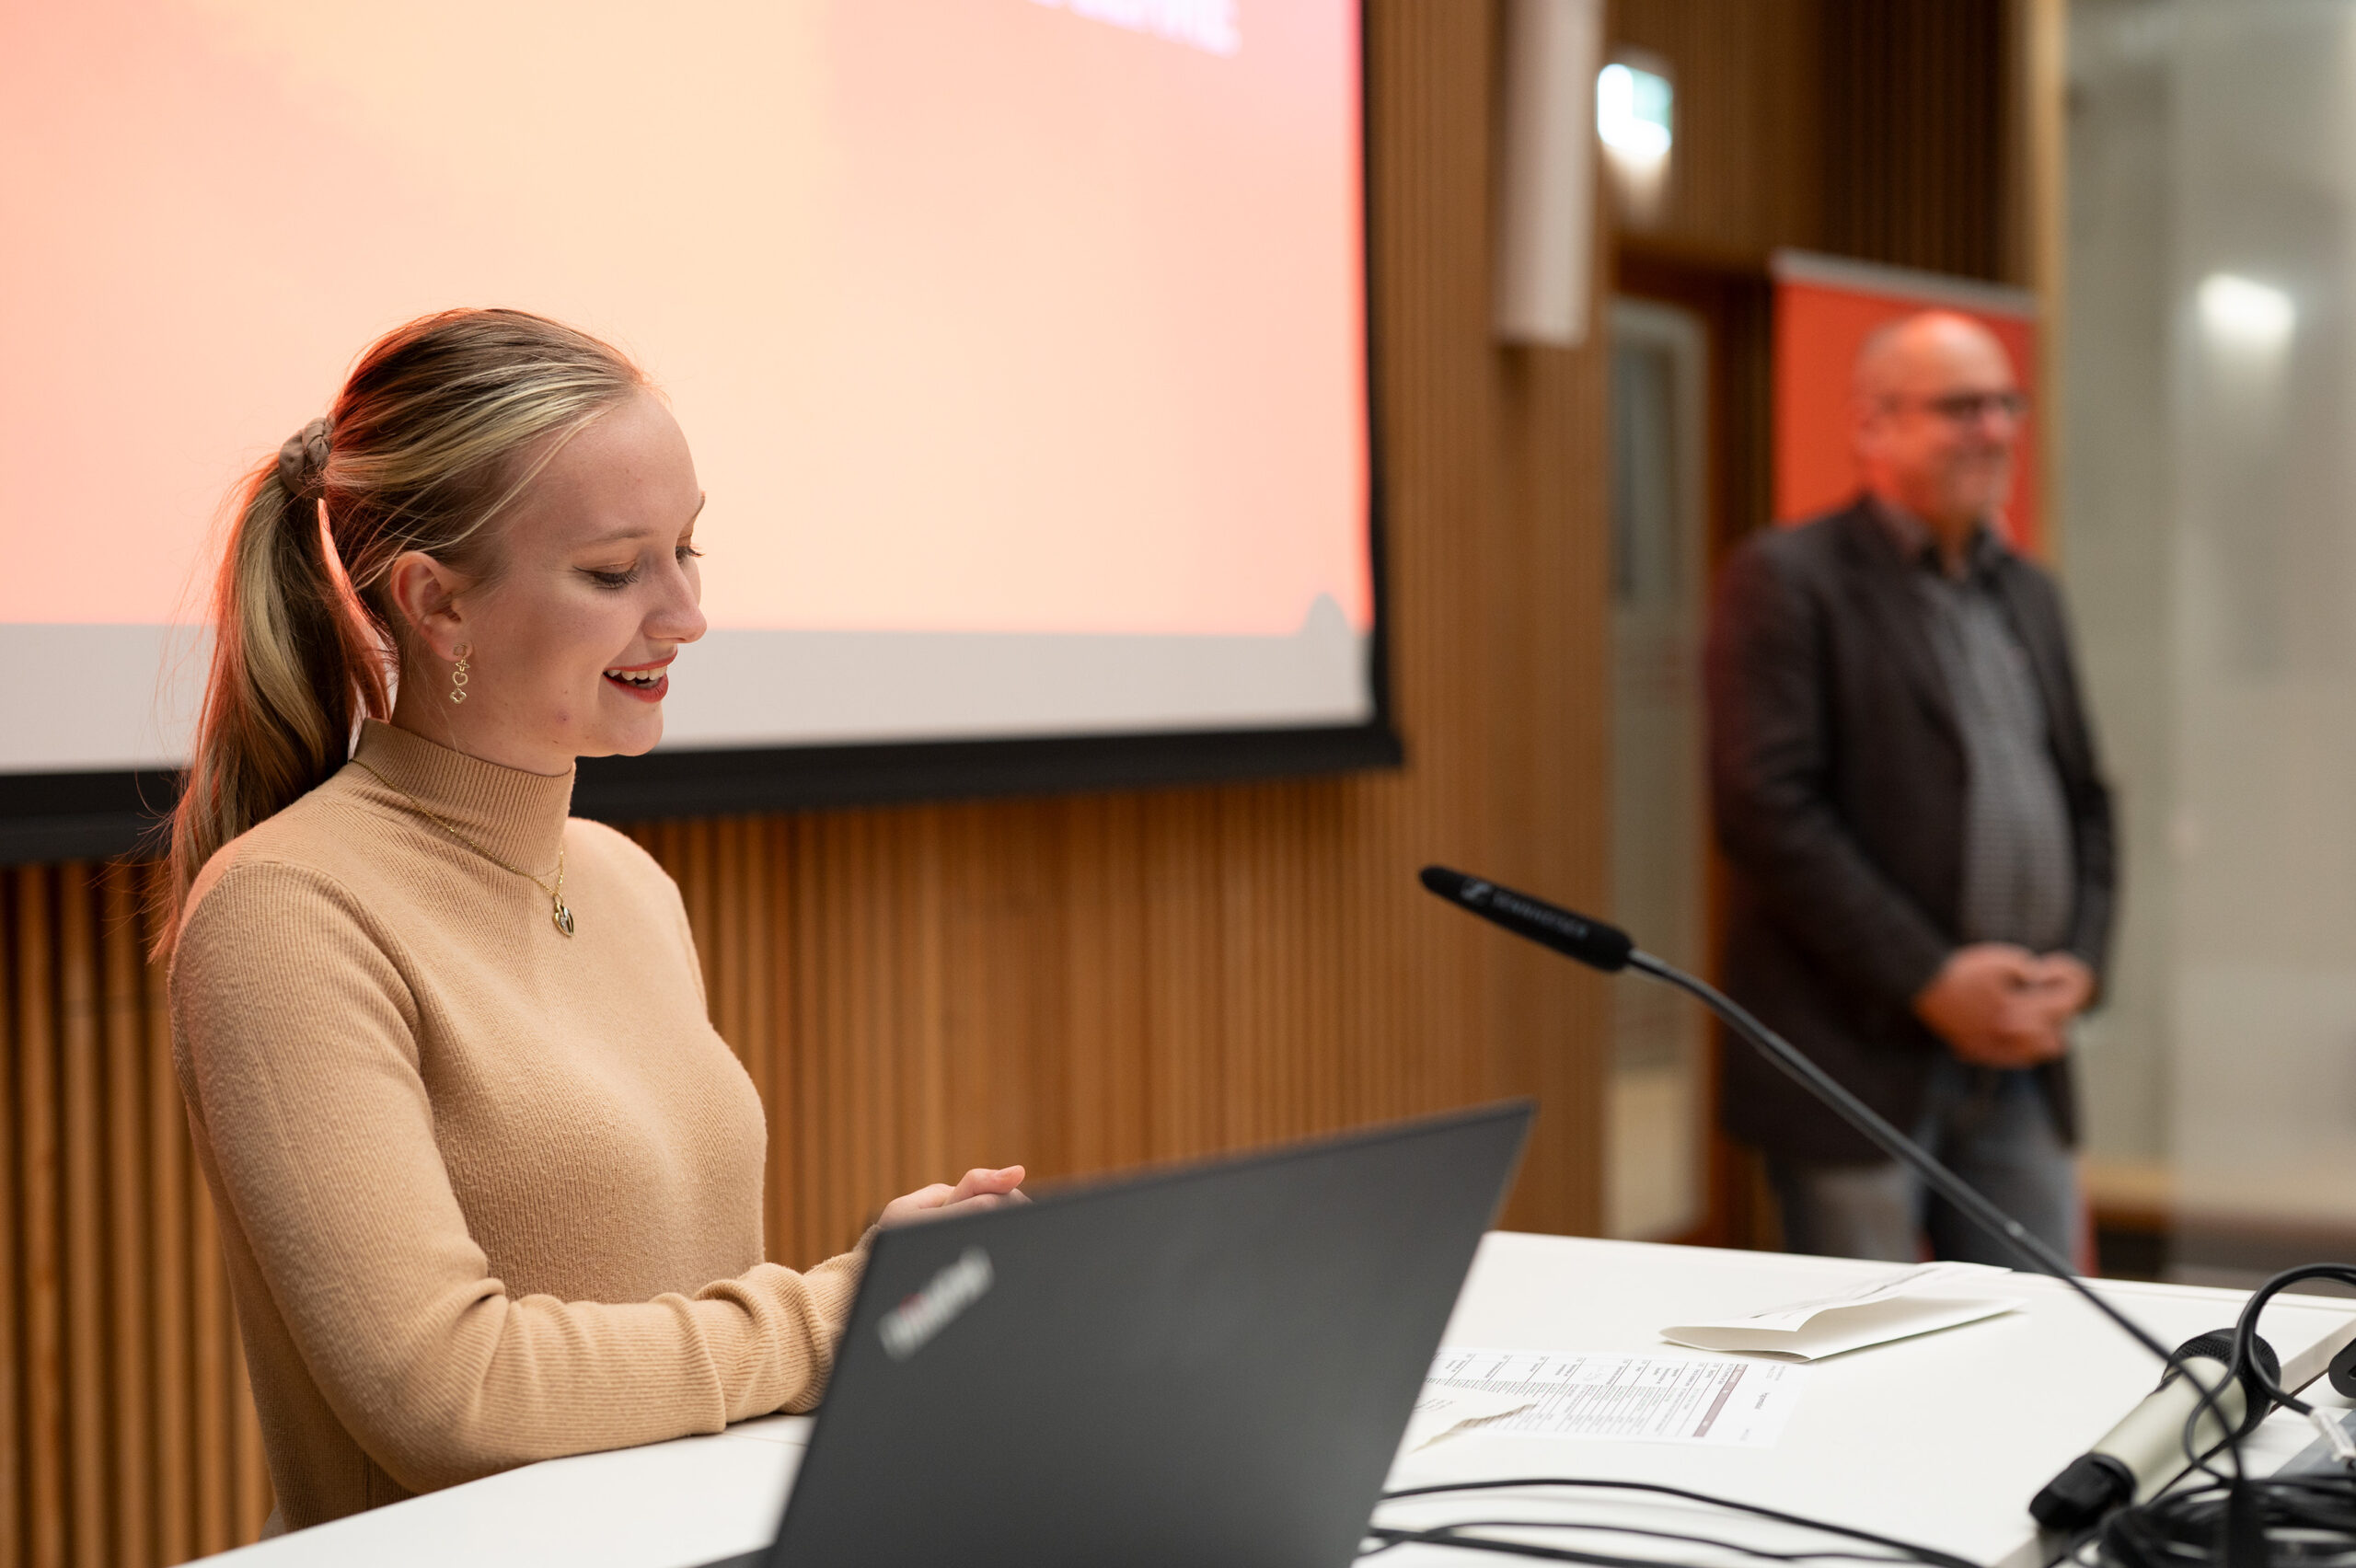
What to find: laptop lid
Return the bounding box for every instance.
[762,1100,1531,1568]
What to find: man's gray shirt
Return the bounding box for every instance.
[1877,503,2075,953]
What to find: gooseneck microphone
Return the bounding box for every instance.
[2029,1332,2281,1529]
[1419,864,2175,1353]
[1416,865,2259,1522]
[1419,867,1633,973]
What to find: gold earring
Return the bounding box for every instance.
[450,644,470,704]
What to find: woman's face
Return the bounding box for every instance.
[389,391,709,775]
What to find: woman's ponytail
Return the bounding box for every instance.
[162,422,387,949]
[157,309,644,956]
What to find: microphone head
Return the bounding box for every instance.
[2167,1330,2281,1434]
[1418,866,1634,974]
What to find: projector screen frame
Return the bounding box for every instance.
[1,11,1402,869]
[1,712,1404,867]
[3,593,1402,865]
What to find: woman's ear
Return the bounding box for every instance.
[384,549,471,660]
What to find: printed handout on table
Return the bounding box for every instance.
[1420,1348,1807,1448]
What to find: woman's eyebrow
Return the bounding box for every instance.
[579,496,705,549]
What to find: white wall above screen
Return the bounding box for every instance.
[0,0,1372,777]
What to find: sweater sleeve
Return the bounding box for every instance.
[171,858,863,1496]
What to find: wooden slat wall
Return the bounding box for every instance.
[1611,0,1827,268]
[3,863,272,1568]
[1613,0,2024,287]
[1819,0,2012,282]
[0,5,1619,1562]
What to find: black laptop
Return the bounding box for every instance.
[716,1100,1531,1568]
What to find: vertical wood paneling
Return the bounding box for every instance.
[186,1133,229,1562]
[59,869,106,1568]
[0,869,19,1565]
[2011,0,2069,549]
[17,868,65,1568]
[143,872,194,1568]
[0,0,2060,1558]
[1612,0,1825,265]
[1614,0,2021,283]
[1819,0,2011,282]
[100,868,152,1568]
[1,865,256,1568]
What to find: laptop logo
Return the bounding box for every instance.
[879,1247,995,1361]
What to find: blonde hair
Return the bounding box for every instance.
[160,308,645,953]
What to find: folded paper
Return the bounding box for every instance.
[1660,1262,2025,1361]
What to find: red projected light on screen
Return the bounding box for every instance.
[6,0,1377,771]
[0,0,1367,637]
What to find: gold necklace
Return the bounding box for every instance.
[350,759,575,937]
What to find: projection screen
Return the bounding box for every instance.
[0,0,1387,856]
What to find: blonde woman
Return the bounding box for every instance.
[162,309,1024,1534]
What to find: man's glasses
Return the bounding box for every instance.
[1885,390,2029,425]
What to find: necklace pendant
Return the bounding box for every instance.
[551,896,576,938]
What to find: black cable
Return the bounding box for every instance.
[2233,1266,2356,1416]
[1371,1514,1958,1563]
[1657,953,2356,1564]
[1375,1478,1979,1568]
[1629,953,2181,1368]
[1365,1524,1893,1567]
[1627,951,2273,1551]
[2094,1472,2356,1567]
[1361,1526,1700,1567]
[2082,1265,2356,1566]
[1416,871,2356,1562]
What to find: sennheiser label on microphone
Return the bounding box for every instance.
[1488,885,1590,941]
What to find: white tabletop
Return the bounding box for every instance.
[200,1233,2356,1568]
[1385,1235,2356,1568]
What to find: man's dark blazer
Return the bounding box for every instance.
[1703,498,2116,1165]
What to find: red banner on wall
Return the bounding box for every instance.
[1772,250,2043,556]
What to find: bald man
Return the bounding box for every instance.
[1703,311,2114,1263]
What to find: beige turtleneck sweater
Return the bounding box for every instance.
[169,721,862,1532]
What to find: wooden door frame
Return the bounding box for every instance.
[1610,247,1781,1251]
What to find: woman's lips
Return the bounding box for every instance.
[602,668,670,703]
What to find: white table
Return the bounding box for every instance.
[1383,1235,2356,1567]
[199,1234,2356,1568]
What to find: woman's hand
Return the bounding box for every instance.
[878,1165,1029,1228]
